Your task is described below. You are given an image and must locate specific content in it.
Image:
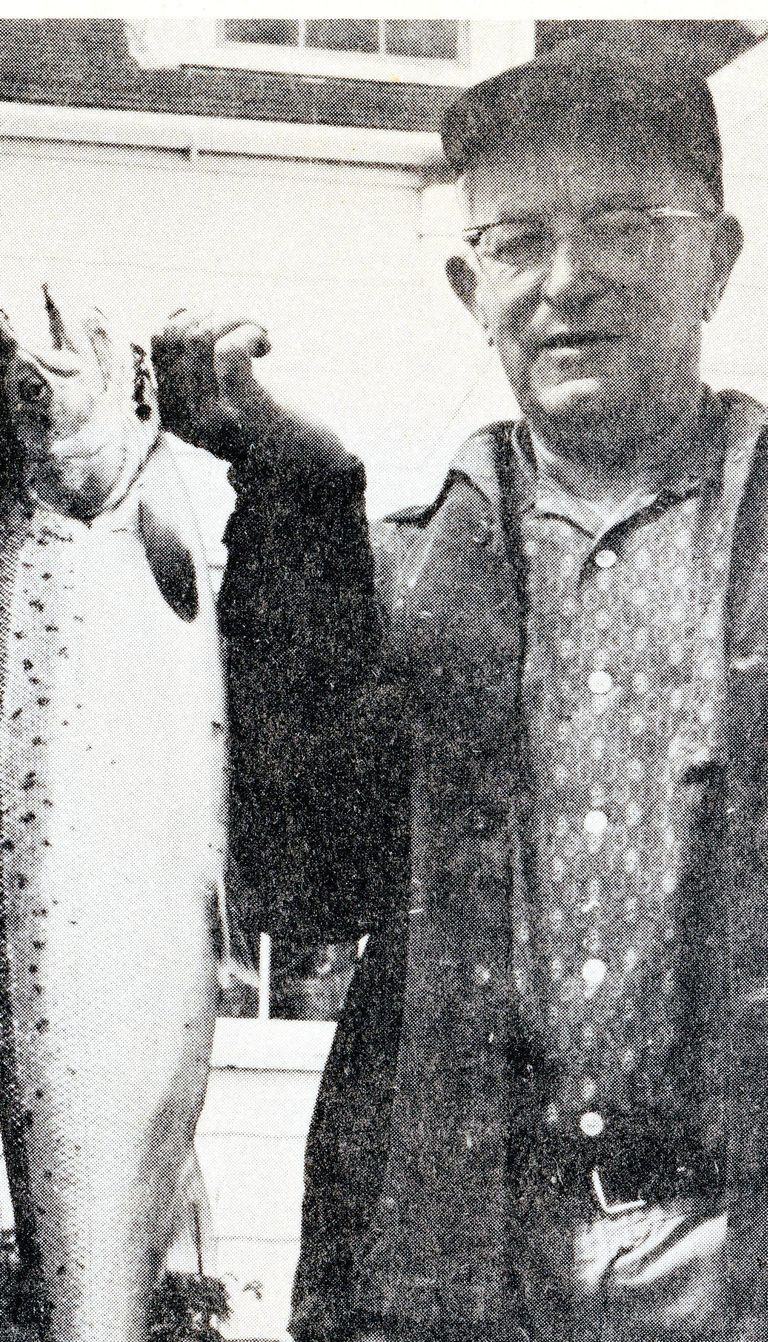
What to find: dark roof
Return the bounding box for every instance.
[536,20,762,78]
[0,18,457,133]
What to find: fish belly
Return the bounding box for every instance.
[0,498,223,1342]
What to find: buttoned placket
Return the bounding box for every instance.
[518,461,714,1158]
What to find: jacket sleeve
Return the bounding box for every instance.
[219,449,409,952]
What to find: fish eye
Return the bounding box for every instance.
[16,372,48,405]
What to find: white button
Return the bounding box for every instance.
[582,1078,597,1101]
[583,810,608,838]
[588,670,614,695]
[581,958,608,989]
[580,1111,605,1137]
[595,549,617,569]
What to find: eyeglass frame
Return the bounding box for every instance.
[462,205,722,274]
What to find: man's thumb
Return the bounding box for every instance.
[213,325,271,402]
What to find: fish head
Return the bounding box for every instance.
[0,287,159,519]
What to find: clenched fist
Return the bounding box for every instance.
[151,307,344,467]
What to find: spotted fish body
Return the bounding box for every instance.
[0,297,226,1341]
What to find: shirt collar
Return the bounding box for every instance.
[446,388,729,537]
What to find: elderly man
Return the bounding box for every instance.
[154,38,768,1342]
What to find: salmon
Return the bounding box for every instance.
[0,290,227,1341]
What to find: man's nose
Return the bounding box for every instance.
[540,236,604,309]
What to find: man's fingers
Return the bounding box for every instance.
[154,309,270,356]
[153,308,207,354]
[192,317,270,354]
[611,1213,727,1288]
[213,325,272,397]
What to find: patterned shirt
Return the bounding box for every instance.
[514,419,731,1160]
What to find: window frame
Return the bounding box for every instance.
[212,18,472,86]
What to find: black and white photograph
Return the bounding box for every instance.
[0,14,765,1342]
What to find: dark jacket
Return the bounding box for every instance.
[219,391,768,1341]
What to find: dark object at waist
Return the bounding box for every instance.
[522,1109,726,1214]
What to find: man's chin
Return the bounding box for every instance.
[525,376,638,435]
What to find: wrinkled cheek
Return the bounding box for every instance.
[496,340,531,407]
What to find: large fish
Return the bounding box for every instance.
[0,289,227,1341]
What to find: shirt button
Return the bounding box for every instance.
[581,957,608,989]
[594,548,617,569]
[583,809,608,838]
[580,1111,605,1137]
[588,670,614,695]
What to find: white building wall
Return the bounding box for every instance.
[710,45,768,406]
[0,119,510,552]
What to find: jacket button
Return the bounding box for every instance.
[580,1111,605,1137]
[584,809,608,838]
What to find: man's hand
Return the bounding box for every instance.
[151,308,345,467]
[575,1201,728,1337]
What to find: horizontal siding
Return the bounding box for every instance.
[197,1024,332,1339]
[199,1070,322,1138]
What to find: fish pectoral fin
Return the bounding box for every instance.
[138,498,199,623]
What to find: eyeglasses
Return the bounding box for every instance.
[463,206,721,279]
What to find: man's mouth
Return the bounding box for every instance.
[536,331,624,352]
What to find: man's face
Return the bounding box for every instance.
[456,112,740,445]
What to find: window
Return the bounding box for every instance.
[214,17,470,83]
[221,18,461,63]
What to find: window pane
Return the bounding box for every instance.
[305,19,379,53]
[221,19,300,47]
[384,19,459,60]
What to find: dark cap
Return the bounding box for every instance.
[440,36,723,209]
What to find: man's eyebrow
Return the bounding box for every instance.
[589,191,654,211]
[467,208,545,228]
[469,193,656,227]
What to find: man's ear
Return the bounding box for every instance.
[705,213,744,322]
[446,253,482,321]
